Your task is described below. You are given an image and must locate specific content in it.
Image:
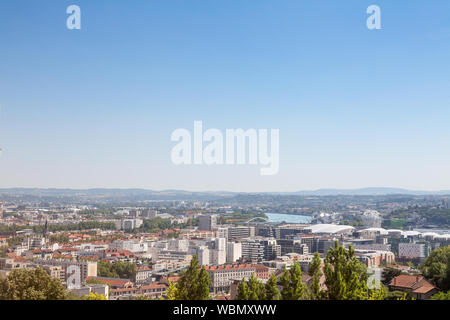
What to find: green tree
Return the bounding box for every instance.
[309,252,322,300]
[280,261,308,300]
[166,281,178,300]
[175,255,210,300]
[323,241,385,300]
[381,267,402,285]
[420,246,450,291]
[80,292,107,300]
[236,277,249,300]
[431,291,450,300]
[0,268,69,300]
[97,261,137,280]
[247,273,265,300]
[264,274,279,300]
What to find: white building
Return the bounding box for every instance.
[226,242,242,263]
[121,219,143,231]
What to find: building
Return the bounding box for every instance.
[361,210,382,228]
[241,240,264,263]
[199,215,217,231]
[135,265,152,284]
[70,284,109,299]
[389,275,439,300]
[261,239,281,261]
[354,249,395,267]
[109,240,148,253]
[208,238,226,265]
[277,239,309,255]
[228,227,255,241]
[33,259,97,288]
[398,243,427,260]
[205,264,260,294]
[121,219,143,231]
[226,242,242,263]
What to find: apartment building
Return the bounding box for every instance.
[205,264,257,294]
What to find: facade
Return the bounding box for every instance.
[121,219,143,231]
[398,243,427,260]
[226,242,242,263]
[198,215,217,231]
[228,227,255,241]
[205,264,258,293]
[33,259,97,288]
[241,240,264,263]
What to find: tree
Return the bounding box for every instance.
[97,261,137,280]
[0,268,69,300]
[166,281,178,300]
[309,252,322,300]
[236,277,249,300]
[247,273,265,300]
[431,291,450,300]
[175,255,210,300]
[280,261,308,300]
[264,274,279,300]
[323,241,385,300]
[421,246,450,291]
[80,292,107,300]
[381,267,402,285]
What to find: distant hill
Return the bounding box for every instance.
[294,187,450,196]
[0,187,449,198]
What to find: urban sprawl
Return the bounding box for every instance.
[0,190,449,300]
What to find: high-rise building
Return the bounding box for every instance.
[199,215,217,231]
[226,242,242,263]
[228,226,255,241]
[240,240,264,263]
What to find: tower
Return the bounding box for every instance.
[0,202,3,220]
[43,219,48,239]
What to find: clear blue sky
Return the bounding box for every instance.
[1,0,450,192]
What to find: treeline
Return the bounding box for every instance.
[97,260,137,280]
[131,217,188,234]
[0,221,117,235]
[386,206,450,228]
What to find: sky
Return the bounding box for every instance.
[0,0,450,192]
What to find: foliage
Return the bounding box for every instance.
[97,261,137,280]
[80,292,107,300]
[0,268,69,300]
[0,246,8,258]
[280,261,308,300]
[323,241,385,300]
[309,252,323,299]
[381,267,402,285]
[420,246,450,291]
[236,277,249,300]
[174,255,210,300]
[136,218,173,233]
[247,273,265,300]
[431,291,450,300]
[49,234,70,244]
[264,274,279,300]
[166,281,178,300]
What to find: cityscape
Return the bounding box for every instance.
[1,1,450,313]
[0,188,449,301]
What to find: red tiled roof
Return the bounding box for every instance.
[389,275,424,289]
